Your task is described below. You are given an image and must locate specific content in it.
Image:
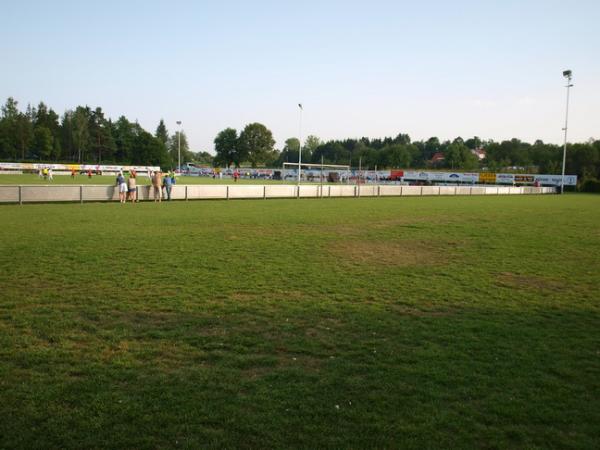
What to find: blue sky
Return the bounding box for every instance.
[1,0,598,152]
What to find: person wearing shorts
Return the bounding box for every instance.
[116,172,127,203]
[127,172,137,203]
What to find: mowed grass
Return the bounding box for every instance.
[0,195,599,449]
[0,174,296,185]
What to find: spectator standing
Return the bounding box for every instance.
[163,172,173,201]
[116,172,127,203]
[127,171,137,203]
[152,170,162,202]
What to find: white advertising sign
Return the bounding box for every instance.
[535,174,577,186]
[496,173,515,184]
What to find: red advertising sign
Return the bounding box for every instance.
[390,170,404,180]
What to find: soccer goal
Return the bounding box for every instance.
[283,162,351,184]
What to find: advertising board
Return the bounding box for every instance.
[514,175,535,183]
[0,162,160,173]
[478,173,496,183]
[496,173,515,184]
[535,174,577,186]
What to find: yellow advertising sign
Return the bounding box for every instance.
[479,172,496,184]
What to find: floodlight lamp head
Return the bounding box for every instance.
[176,121,182,125]
[562,70,572,79]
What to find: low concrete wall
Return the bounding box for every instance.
[0,184,557,204]
[380,186,403,196]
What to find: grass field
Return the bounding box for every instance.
[0,195,599,448]
[0,174,298,186]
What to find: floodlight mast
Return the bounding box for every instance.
[561,70,573,194]
[176,121,182,172]
[297,104,303,184]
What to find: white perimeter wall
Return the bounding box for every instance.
[0,184,557,204]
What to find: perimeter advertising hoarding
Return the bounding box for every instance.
[0,162,160,172]
[402,171,429,181]
[429,172,446,182]
[535,174,577,186]
[447,172,479,183]
[514,175,535,183]
[494,174,577,186]
[390,170,404,180]
[479,173,496,183]
[496,173,514,184]
[405,171,495,183]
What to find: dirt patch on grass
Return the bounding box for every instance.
[329,239,449,267]
[307,217,452,237]
[496,272,567,292]
[387,304,456,317]
[230,292,260,302]
[240,353,324,380]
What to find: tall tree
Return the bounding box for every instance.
[381,144,412,168]
[155,119,169,146]
[193,151,214,166]
[168,131,191,167]
[14,113,34,160]
[72,106,91,162]
[88,107,116,163]
[277,137,300,166]
[132,130,170,167]
[304,135,321,159]
[35,102,62,160]
[32,126,54,160]
[444,142,479,170]
[0,97,20,159]
[213,128,238,167]
[60,111,75,161]
[237,123,275,168]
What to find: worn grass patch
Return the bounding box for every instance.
[330,239,444,267]
[496,272,568,293]
[0,194,599,449]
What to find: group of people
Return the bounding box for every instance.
[38,168,53,180]
[116,171,137,203]
[150,170,176,202]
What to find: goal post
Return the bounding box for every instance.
[283,162,351,184]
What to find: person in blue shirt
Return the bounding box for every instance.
[162,173,173,201]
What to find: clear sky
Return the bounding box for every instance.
[1,0,598,152]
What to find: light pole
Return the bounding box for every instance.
[176,121,182,172]
[561,70,573,194]
[298,103,303,184]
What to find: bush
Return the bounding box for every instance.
[579,178,600,193]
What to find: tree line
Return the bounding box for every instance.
[2,97,599,187]
[214,124,600,186]
[0,97,211,168]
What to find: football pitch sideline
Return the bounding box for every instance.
[0,195,598,448]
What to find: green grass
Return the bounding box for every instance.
[0,174,302,185]
[0,195,599,449]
